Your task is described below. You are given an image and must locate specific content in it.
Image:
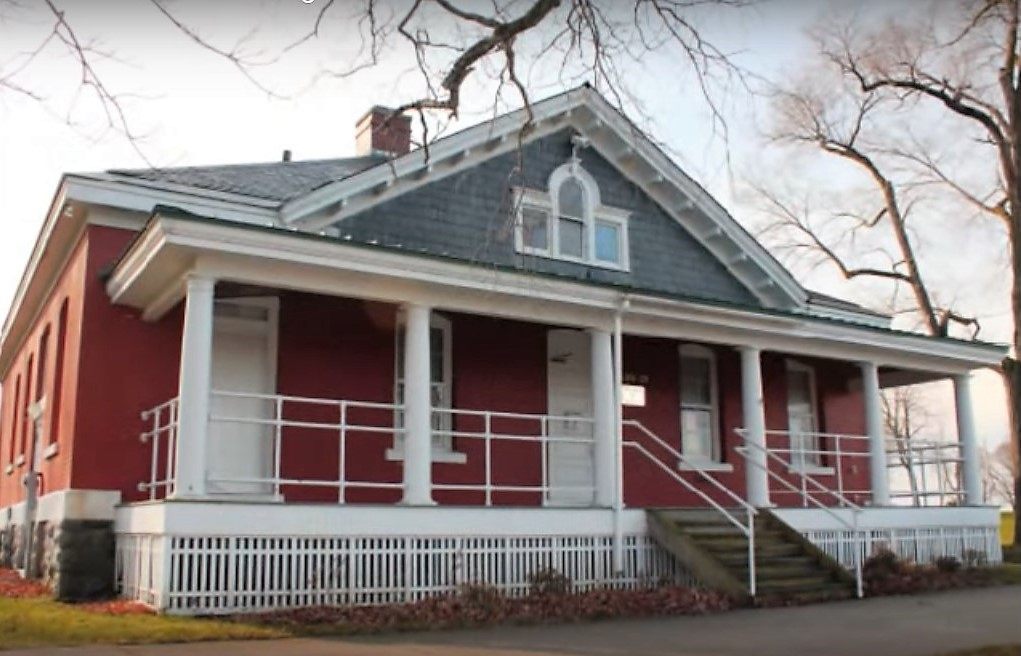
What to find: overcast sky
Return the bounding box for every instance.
[0,0,1010,456]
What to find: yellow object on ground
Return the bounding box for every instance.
[1003,512,1016,547]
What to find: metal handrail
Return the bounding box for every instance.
[196,391,605,504]
[623,419,758,596]
[138,397,179,499]
[734,429,864,597]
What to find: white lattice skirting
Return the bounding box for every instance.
[803,526,1003,570]
[116,533,694,614]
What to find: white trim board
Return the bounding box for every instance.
[773,505,1001,532]
[0,489,122,528]
[115,501,648,538]
[104,214,1005,376]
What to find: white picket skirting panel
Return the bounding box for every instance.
[802,526,1002,570]
[116,533,694,614]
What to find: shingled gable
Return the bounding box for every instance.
[279,85,808,311]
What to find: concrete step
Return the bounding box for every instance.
[692,537,799,557]
[755,574,835,592]
[732,560,826,581]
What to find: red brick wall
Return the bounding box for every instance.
[69,225,183,500]
[0,233,88,504]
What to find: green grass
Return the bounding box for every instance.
[0,597,287,650]
[988,563,1021,584]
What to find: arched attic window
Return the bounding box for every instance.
[514,158,630,269]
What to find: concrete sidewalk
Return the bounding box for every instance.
[10,585,1021,656]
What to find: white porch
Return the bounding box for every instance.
[114,501,1002,614]
[104,210,1006,612]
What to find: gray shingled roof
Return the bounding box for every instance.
[108,155,386,203]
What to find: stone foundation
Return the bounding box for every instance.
[52,520,115,600]
[0,519,114,600]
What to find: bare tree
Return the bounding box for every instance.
[759,1,1021,540]
[883,387,928,505]
[0,0,750,160]
[984,441,1018,506]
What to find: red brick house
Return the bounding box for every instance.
[0,87,1004,612]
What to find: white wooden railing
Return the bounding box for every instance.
[735,428,864,597]
[622,420,759,596]
[138,397,179,500]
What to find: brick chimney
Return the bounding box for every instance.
[355,106,412,157]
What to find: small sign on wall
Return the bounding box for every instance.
[621,384,646,407]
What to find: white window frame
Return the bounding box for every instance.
[387,312,466,464]
[512,161,630,271]
[678,344,731,472]
[785,359,833,475]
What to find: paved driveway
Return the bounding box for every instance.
[11,585,1021,656]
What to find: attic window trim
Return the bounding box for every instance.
[512,162,630,272]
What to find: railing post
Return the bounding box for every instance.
[738,346,770,507]
[747,508,756,597]
[541,416,549,505]
[859,361,889,506]
[146,408,159,500]
[484,413,492,507]
[835,433,845,505]
[338,401,347,504]
[168,400,178,492]
[274,396,283,499]
[172,274,215,499]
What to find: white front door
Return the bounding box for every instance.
[546,329,594,506]
[786,361,820,470]
[207,299,277,497]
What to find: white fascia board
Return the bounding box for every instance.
[109,215,1005,375]
[577,89,807,308]
[0,180,85,378]
[67,175,279,224]
[625,298,1002,373]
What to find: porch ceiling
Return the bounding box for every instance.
[106,208,1006,377]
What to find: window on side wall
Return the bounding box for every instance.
[679,344,721,465]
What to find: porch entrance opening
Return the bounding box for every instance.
[546,329,595,506]
[207,298,277,497]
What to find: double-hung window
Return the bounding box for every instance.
[514,160,629,270]
[390,313,465,463]
[679,344,721,465]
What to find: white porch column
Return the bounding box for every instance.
[860,361,890,506]
[172,275,215,499]
[401,303,435,506]
[590,329,615,507]
[739,346,770,507]
[954,373,983,505]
